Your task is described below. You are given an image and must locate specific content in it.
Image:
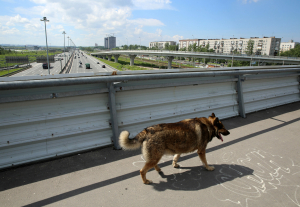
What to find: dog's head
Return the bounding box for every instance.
[209,113,230,142]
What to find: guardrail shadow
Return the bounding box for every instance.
[0,102,299,193]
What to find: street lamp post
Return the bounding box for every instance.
[192,35,194,66]
[62,31,66,68]
[40,17,50,75]
[67,36,70,61]
[139,37,141,50]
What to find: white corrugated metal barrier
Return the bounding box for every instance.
[0,66,299,169]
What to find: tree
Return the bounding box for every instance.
[245,40,254,55]
[192,43,197,52]
[164,42,169,50]
[205,43,210,51]
[168,45,177,51]
[280,44,300,57]
[0,46,5,55]
[180,47,186,51]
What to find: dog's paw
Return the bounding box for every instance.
[144,179,153,185]
[206,166,215,171]
[173,163,180,168]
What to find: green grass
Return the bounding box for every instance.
[95,57,154,71]
[94,55,195,71]
[0,68,24,76]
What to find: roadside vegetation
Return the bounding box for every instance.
[0,68,21,76]
[94,55,195,71]
[280,44,300,57]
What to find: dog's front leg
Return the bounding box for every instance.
[197,149,214,171]
[172,154,181,168]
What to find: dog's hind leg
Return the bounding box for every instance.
[154,164,161,172]
[197,149,214,171]
[140,159,160,184]
[172,154,181,168]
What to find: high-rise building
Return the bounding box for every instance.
[104,36,116,50]
[179,36,281,56]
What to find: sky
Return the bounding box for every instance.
[0,0,299,47]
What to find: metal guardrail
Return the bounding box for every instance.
[0,65,299,169]
[59,51,75,74]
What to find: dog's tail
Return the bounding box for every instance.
[119,130,146,150]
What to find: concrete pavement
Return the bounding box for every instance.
[12,52,70,77]
[69,51,115,74]
[1,102,300,207]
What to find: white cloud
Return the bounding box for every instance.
[240,0,259,3]
[132,0,173,10]
[130,18,164,27]
[6,14,29,26]
[0,27,20,35]
[171,35,184,41]
[1,0,176,46]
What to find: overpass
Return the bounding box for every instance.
[91,50,300,69]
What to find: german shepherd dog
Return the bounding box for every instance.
[119,113,230,184]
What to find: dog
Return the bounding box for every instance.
[119,113,230,184]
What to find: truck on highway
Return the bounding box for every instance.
[42,63,50,69]
[85,63,90,69]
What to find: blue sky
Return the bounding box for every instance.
[0,0,299,46]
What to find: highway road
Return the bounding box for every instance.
[69,51,115,73]
[12,52,71,77]
[11,51,115,77]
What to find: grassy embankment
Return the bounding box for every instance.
[0,68,22,76]
[95,55,194,71]
[0,51,61,68]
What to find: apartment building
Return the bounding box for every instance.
[149,41,176,49]
[179,36,281,56]
[280,40,299,52]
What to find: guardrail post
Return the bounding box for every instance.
[107,82,121,149]
[237,75,246,118]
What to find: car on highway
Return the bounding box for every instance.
[102,65,106,68]
[97,62,99,64]
[13,65,19,68]
[42,63,50,69]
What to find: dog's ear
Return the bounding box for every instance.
[211,113,215,118]
[213,117,219,126]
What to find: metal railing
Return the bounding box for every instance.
[0,65,299,169]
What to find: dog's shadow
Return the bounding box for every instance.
[150,164,254,191]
